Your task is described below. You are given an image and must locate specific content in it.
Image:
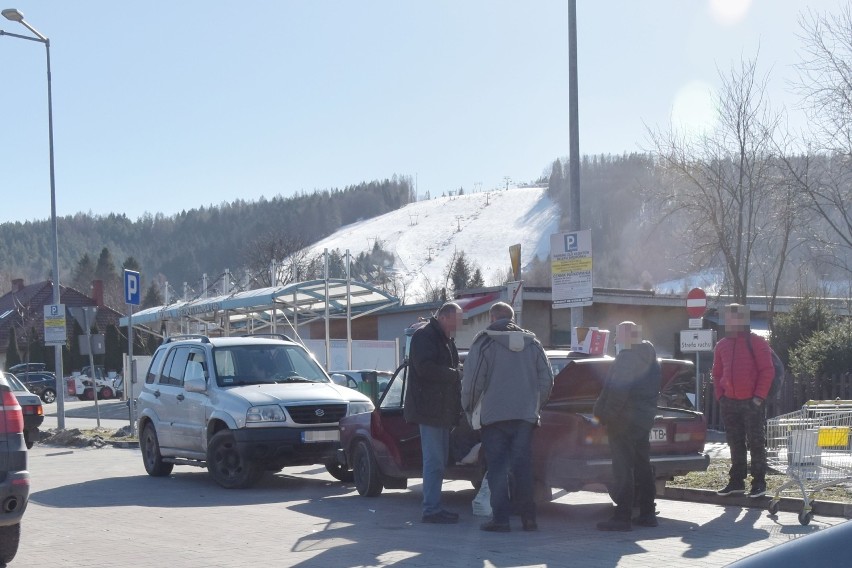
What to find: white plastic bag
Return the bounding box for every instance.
[472,475,492,517]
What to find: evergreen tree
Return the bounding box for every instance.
[122,256,141,272]
[469,268,485,289]
[96,247,122,307]
[105,324,123,372]
[450,252,473,292]
[71,253,96,292]
[27,326,45,365]
[771,297,835,365]
[5,328,21,369]
[547,159,564,197]
[142,282,164,309]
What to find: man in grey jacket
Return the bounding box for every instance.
[462,302,553,532]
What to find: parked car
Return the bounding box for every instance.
[330,370,393,400]
[8,362,47,374]
[727,518,852,567]
[337,352,709,499]
[15,371,57,404]
[3,373,43,449]
[0,373,29,565]
[136,334,375,489]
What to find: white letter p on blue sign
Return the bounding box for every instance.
[125,270,141,305]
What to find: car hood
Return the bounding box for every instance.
[548,357,694,402]
[225,381,371,405]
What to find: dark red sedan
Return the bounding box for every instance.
[337,353,709,499]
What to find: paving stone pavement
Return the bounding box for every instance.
[12,443,847,568]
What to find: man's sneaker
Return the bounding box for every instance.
[422,511,458,524]
[480,520,511,532]
[596,518,632,532]
[748,482,767,498]
[632,514,658,527]
[716,481,745,496]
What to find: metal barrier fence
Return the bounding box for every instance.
[700,372,852,432]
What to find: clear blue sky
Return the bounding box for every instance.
[0,0,846,223]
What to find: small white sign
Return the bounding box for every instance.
[680,329,715,352]
[43,304,67,346]
[688,318,704,329]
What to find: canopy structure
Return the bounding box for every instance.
[119,278,399,341]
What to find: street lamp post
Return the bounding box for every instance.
[2,8,65,429]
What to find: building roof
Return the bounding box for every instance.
[120,278,400,332]
[0,280,125,355]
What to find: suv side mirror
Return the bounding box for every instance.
[185,376,207,393]
[184,361,207,393]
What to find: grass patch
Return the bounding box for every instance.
[670,458,852,504]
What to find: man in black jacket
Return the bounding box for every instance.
[404,302,463,524]
[593,321,662,531]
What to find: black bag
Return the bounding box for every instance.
[745,333,785,398]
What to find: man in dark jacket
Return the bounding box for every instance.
[462,302,553,532]
[593,321,662,531]
[712,303,774,498]
[403,302,463,524]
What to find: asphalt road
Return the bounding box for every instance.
[12,441,847,568]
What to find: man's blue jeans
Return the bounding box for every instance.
[481,420,536,524]
[420,424,450,516]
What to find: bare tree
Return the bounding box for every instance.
[648,56,793,305]
[242,231,310,288]
[790,6,852,271]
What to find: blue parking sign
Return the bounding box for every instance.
[124,270,141,305]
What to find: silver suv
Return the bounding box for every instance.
[136,334,373,488]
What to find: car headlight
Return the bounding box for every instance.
[347,400,375,416]
[246,405,287,423]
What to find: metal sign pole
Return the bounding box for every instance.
[83,309,101,428]
[128,305,135,436]
[695,356,701,413]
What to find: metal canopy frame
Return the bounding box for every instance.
[118,279,399,339]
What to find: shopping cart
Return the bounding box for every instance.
[765,400,852,525]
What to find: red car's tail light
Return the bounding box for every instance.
[0,389,24,435]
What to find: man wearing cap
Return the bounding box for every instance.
[593,321,662,531]
[712,303,774,498]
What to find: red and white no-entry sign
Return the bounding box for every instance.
[686,288,707,318]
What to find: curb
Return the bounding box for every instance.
[664,486,852,519]
[108,440,139,449]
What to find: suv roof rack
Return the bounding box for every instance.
[242,333,294,342]
[164,334,211,344]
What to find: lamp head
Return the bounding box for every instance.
[2,8,24,22]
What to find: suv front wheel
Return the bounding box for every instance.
[207,430,264,489]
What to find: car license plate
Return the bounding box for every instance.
[649,428,667,443]
[302,430,339,443]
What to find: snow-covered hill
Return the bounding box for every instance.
[306,187,560,302]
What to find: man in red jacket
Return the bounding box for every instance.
[712,303,774,498]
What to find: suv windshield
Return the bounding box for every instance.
[212,344,330,387]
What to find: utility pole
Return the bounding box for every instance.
[568,0,583,328]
